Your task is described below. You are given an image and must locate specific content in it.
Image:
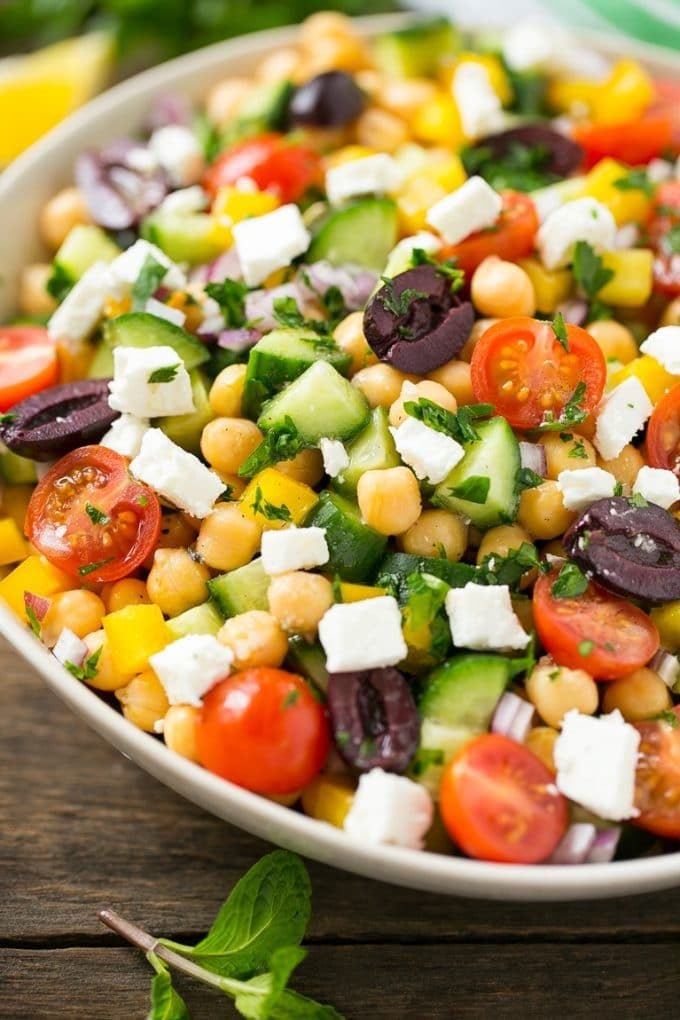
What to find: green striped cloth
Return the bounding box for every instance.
[544,0,680,51]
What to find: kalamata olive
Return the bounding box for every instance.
[564,496,680,603]
[327,667,419,773]
[289,71,365,128]
[363,265,474,374]
[0,380,118,461]
[469,124,584,179]
[75,140,168,230]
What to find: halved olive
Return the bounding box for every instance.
[468,124,584,179]
[289,71,365,128]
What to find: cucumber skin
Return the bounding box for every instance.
[286,636,329,694]
[305,491,387,583]
[332,406,400,496]
[374,552,475,601]
[160,370,213,455]
[167,601,223,638]
[103,312,210,370]
[54,225,120,282]
[208,557,270,619]
[141,214,225,265]
[307,198,399,272]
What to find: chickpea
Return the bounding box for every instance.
[661,297,680,327]
[209,363,247,417]
[476,524,532,564]
[275,448,324,487]
[357,466,422,535]
[255,47,300,83]
[389,379,457,427]
[352,363,418,408]
[460,318,499,362]
[268,571,334,637]
[539,431,597,479]
[196,503,261,572]
[304,35,369,76]
[596,443,645,489]
[602,667,672,722]
[41,590,106,647]
[334,311,377,376]
[429,359,475,405]
[398,509,468,561]
[378,78,439,118]
[39,187,91,250]
[205,77,252,127]
[82,630,134,693]
[163,704,201,762]
[101,578,151,614]
[471,257,536,319]
[517,480,576,540]
[587,320,638,364]
[200,417,263,476]
[525,726,558,773]
[19,263,56,317]
[526,657,599,729]
[116,669,169,733]
[218,610,288,670]
[356,107,409,153]
[146,548,210,618]
[300,10,355,44]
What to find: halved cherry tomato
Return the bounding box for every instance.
[533,570,660,680]
[25,446,161,583]
[439,191,539,279]
[647,384,680,476]
[470,316,606,430]
[439,733,567,864]
[634,706,680,839]
[648,180,680,297]
[198,668,330,795]
[0,326,59,412]
[573,114,675,171]
[203,132,323,203]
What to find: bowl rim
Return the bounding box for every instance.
[2,13,680,901]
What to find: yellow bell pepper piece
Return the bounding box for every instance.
[548,59,654,125]
[212,185,279,221]
[411,93,463,147]
[0,485,33,530]
[608,355,679,402]
[598,249,654,308]
[651,602,680,654]
[582,159,651,225]
[0,554,77,621]
[396,157,466,234]
[324,144,375,170]
[518,257,572,314]
[441,53,513,106]
[301,774,355,828]
[339,582,388,603]
[0,518,29,566]
[240,468,319,530]
[103,603,172,676]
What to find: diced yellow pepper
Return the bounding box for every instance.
[548,59,654,125]
[0,518,29,566]
[301,774,356,828]
[240,468,319,531]
[441,53,513,106]
[581,159,650,225]
[0,485,34,530]
[339,582,388,603]
[103,295,132,319]
[103,603,173,676]
[598,249,654,308]
[0,554,77,621]
[411,92,463,147]
[212,185,279,221]
[651,602,680,653]
[608,355,679,402]
[518,257,573,314]
[396,158,466,234]
[324,144,375,170]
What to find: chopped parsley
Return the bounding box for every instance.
[448,475,490,504]
[568,439,587,459]
[613,168,653,196]
[65,647,102,682]
[663,224,680,256]
[379,277,429,317]
[331,575,343,604]
[131,255,167,311]
[538,382,588,431]
[0,411,17,425]
[85,503,110,526]
[410,247,464,290]
[410,747,445,777]
[216,485,234,503]
[249,485,293,523]
[148,363,180,384]
[461,140,557,193]
[137,494,149,507]
[613,481,624,496]
[551,562,589,599]
[572,240,614,321]
[45,262,73,303]
[404,397,494,444]
[272,295,338,338]
[282,689,300,710]
[578,639,595,657]
[655,709,679,728]
[78,557,114,577]
[628,492,648,508]
[552,311,569,351]
[25,604,42,638]
[238,416,307,477]
[205,278,248,328]
[516,467,543,491]
[335,730,350,748]
[549,669,560,681]
[476,542,544,589]
[359,737,377,759]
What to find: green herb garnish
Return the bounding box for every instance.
[655,709,679,728]
[410,247,464,289]
[45,262,73,303]
[578,639,595,657]
[205,278,249,329]
[404,397,494,444]
[85,503,110,526]
[516,467,543,491]
[239,416,307,477]
[250,485,293,524]
[476,542,544,589]
[410,747,445,777]
[0,411,17,425]
[663,224,680,256]
[568,439,587,459]
[613,168,653,196]
[552,311,569,351]
[629,492,648,508]
[25,604,42,638]
[461,140,557,192]
[148,363,180,384]
[78,557,114,577]
[572,240,614,321]
[539,381,588,431]
[65,647,102,682]
[131,255,167,311]
[379,277,429,317]
[282,689,300,710]
[551,562,589,599]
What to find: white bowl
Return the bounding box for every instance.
[2,14,679,900]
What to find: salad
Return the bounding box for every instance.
[2,11,680,868]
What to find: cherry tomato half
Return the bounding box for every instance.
[634,706,680,839]
[649,181,680,297]
[439,733,568,864]
[0,326,59,412]
[533,570,660,681]
[573,114,675,170]
[439,191,539,280]
[647,384,680,476]
[203,132,323,204]
[25,446,161,583]
[198,668,330,795]
[470,316,606,430]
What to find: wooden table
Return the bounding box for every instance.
[2,636,680,1019]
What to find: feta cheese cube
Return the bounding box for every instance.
[233,204,311,287]
[108,345,195,418]
[145,297,186,328]
[446,583,530,651]
[633,465,680,510]
[318,596,407,672]
[158,185,208,216]
[326,153,404,206]
[100,413,150,459]
[130,428,224,518]
[47,261,114,343]
[149,634,233,707]
[554,709,640,821]
[594,376,653,462]
[502,21,555,72]
[536,197,617,270]
[647,159,673,184]
[343,768,434,850]
[109,238,186,294]
[318,437,349,478]
[261,526,329,576]
[557,467,617,511]
[149,125,205,187]
[451,62,504,140]
[640,325,680,375]
[390,416,464,485]
[426,176,502,246]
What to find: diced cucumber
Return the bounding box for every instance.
[53,225,120,283]
[286,636,329,694]
[159,369,213,455]
[87,339,114,378]
[333,406,400,496]
[432,416,520,530]
[208,557,270,618]
[307,198,398,272]
[0,450,37,484]
[223,79,294,143]
[242,328,352,419]
[506,68,548,116]
[374,552,475,600]
[167,600,224,638]
[374,18,459,78]
[257,360,369,445]
[141,213,225,265]
[103,312,210,370]
[304,491,386,582]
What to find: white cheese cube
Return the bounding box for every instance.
[502,21,555,72]
[594,376,653,462]
[633,466,680,510]
[100,413,149,459]
[390,416,464,485]
[233,204,311,287]
[326,153,404,206]
[343,768,433,850]
[446,582,530,651]
[318,437,349,478]
[149,634,233,707]
[640,325,680,376]
[108,345,195,418]
[144,297,186,328]
[158,185,208,216]
[392,231,442,258]
[47,261,114,343]
[426,176,502,246]
[109,238,186,294]
[647,159,673,184]
[149,125,205,187]
[536,197,617,270]
[318,596,407,672]
[261,526,329,576]
[451,62,505,140]
[554,709,640,821]
[557,467,617,511]
[130,428,224,518]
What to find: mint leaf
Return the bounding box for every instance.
[146,954,190,1020]
[551,562,589,599]
[132,255,167,311]
[205,278,249,328]
[149,364,180,384]
[227,945,306,1019]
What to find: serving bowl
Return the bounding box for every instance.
[2,13,680,901]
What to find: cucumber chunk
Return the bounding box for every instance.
[286,636,329,694]
[141,213,225,265]
[224,79,294,142]
[53,224,120,283]
[208,557,270,618]
[103,312,210,370]
[159,369,213,455]
[307,198,398,272]
[333,406,400,496]
[374,552,475,600]
[87,339,114,378]
[374,18,459,78]
[304,491,386,582]
[0,450,37,484]
[258,360,369,444]
[167,600,224,638]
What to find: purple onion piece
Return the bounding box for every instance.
[298,261,378,311]
[217,328,262,351]
[648,648,680,688]
[586,828,621,864]
[491,691,534,743]
[556,298,588,327]
[75,141,169,230]
[0,379,118,460]
[548,823,598,865]
[24,592,51,623]
[145,93,193,132]
[245,283,303,332]
[206,248,243,283]
[519,441,547,477]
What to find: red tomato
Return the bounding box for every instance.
[198,668,330,795]
[533,570,660,681]
[648,181,680,297]
[572,114,675,170]
[0,326,59,412]
[439,191,539,279]
[203,133,322,203]
[634,706,680,839]
[439,734,567,864]
[647,384,680,476]
[25,446,161,583]
[470,316,606,430]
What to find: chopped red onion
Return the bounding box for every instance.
[556,298,588,327]
[491,691,535,743]
[298,260,378,311]
[519,441,547,477]
[145,93,192,132]
[549,823,597,864]
[586,827,621,864]
[245,283,303,331]
[206,248,242,283]
[23,591,51,623]
[649,647,680,688]
[217,328,262,351]
[75,143,168,230]
[53,628,88,669]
